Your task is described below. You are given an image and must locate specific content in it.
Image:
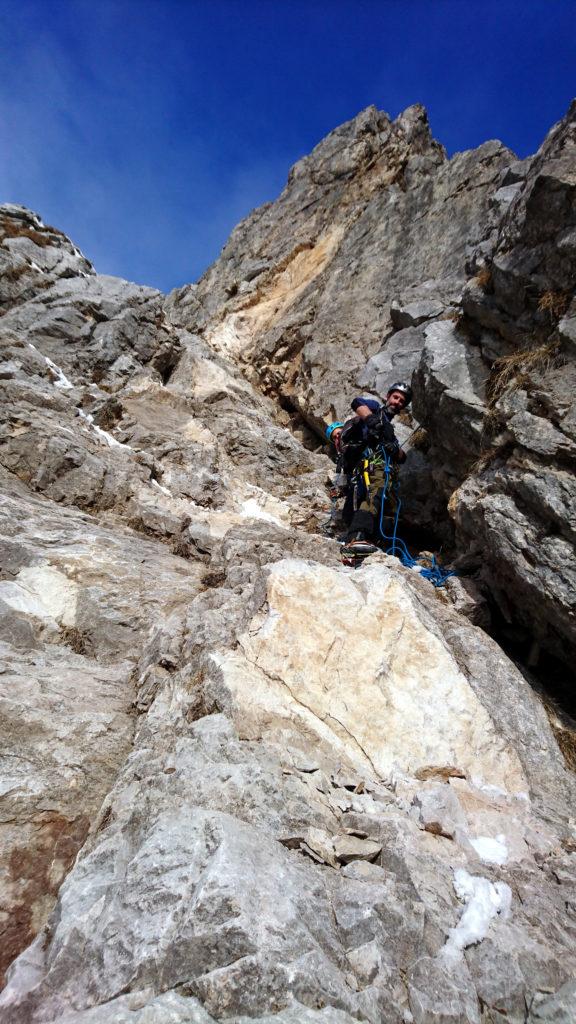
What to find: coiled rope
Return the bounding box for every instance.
[375,450,456,588]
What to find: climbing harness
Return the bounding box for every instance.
[341,448,456,588]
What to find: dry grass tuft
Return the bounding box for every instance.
[536,688,576,773]
[486,340,559,407]
[481,405,503,435]
[59,626,91,656]
[407,427,429,452]
[1,215,70,250]
[537,289,570,322]
[474,267,493,292]
[283,463,313,478]
[555,727,576,772]
[469,445,504,475]
[200,569,227,590]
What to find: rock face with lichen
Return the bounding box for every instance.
[0,102,575,1024]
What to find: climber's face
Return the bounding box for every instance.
[386,390,407,414]
[332,427,343,450]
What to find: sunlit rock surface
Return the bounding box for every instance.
[1,99,576,1024]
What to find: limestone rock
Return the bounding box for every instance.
[166,109,510,427]
[0,206,93,312]
[1,104,576,1024]
[332,835,382,864]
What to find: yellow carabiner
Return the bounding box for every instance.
[362,458,370,489]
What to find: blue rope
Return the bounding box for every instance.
[375,451,456,588]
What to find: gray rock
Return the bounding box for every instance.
[529,979,576,1023]
[2,104,576,1024]
[413,319,487,473]
[58,992,216,1023]
[166,107,511,429]
[358,326,426,399]
[390,298,446,330]
[411,785,467,839]
[333,835,383,864]
[408,956,481,1024]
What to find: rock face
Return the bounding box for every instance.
[166,105,510,429]
[167,100,576,670]
[1,99,576,1024]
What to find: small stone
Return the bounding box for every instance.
[347,939,381,984]
[331,772,363,791]
[302,827,338,867]
[314,771,331,794]
[333,835,382,864]
[299,842,327,865]
[294,759,320,773]
[341,860,391,883]
[412,785,467,840]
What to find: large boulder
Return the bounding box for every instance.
[1,553,575,1023]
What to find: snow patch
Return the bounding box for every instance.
[469,834,508,865]
[442,869,512,960]
[470,777,510,799]
[77,410,132,450]
[256,607,282,638]
[151,479,172,498]
[240,499,283,527]
[27,344,75,390]
[44,356,74,390]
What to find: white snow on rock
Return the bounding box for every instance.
[469,834,508,865]
[240,498,283,526]
[151,479,172,497]
[77,409,132,450]
[45,356,74,390]
[442,869,512,960]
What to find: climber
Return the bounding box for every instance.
[324,421,354,534]
[340,382,411,557]
[325,421,344,450]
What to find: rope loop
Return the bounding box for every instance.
[376,451,456,588]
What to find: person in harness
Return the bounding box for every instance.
[340,382,412,557]
[324,421,355,535]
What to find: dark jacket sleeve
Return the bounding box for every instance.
[339,417,367,472]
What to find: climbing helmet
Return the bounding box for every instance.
[325,421,344,440]
[387,381,412,406]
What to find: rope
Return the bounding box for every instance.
[375,450,456,589]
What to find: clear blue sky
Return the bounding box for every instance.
[1,0,574,293]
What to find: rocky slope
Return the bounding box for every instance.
[168,102,576,676]
[0,102,575,1024]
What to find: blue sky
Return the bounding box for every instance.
[1,0,574,293]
